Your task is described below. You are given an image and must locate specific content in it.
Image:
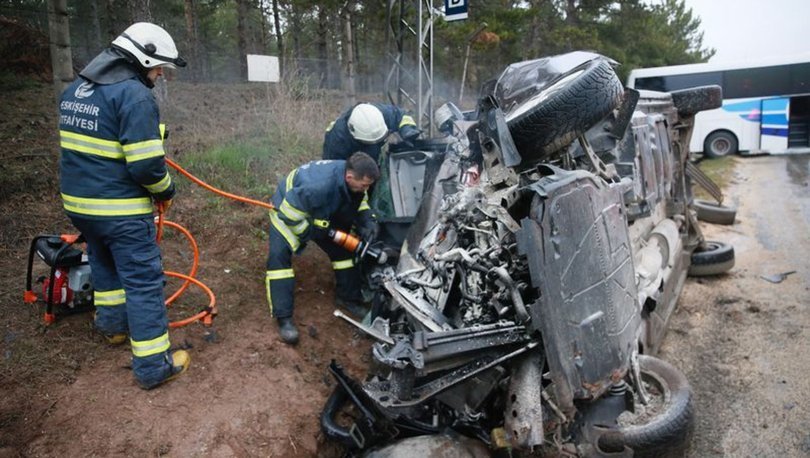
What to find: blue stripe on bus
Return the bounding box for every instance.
[761,127,788,137]
[722,100,761,112]
[761,113,788,126]
[722,100,761,121]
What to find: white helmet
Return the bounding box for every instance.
[112,22,186,69]
[348,104,388,143]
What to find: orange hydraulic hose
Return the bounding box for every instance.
[155,209,209,328]
[153,158,277,329]
[160,220,200,305]
[165,158,275,211]
[164,271,217,329]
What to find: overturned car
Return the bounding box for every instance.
[322,52,733,456]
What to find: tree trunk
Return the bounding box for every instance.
[317,5,328,88]
[105,0,118,39]
[343,3,356,105]
[47,0,74,101]
[290,3,301,65]
[89,0,103,52]
[183,0,200,82]
[271,0,284,77]
[258,0,267,53]
[565,0,579,25]
[129,0,152,22]
[236,0,249,80]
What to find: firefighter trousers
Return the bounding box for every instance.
[69,216,174,388]
[265,225,363,319]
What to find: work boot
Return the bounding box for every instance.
[277,317,299,345]
[104,333,128,345]
[335,297,369,320]
[139,350,191,390]
[94,312,128,345]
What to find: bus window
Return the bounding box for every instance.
[635,71,721,92]
[790,63,810,94]
[724,66,790,99]
[635,76,666,91]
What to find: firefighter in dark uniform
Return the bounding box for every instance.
[265,153,380,345]
[58,22,189,389]
[322,103,421,162]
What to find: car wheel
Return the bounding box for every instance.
[693,199,736,225]
[598,355,694,458]
[670,85,723,117]
[504,58,624,162]
[364,433,490,458]
[688,240,735,276]
[703,131,738,158]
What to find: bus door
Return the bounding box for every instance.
[788,96,810,148]
[760,98,789,153]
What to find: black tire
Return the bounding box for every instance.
[688,240,735,276]
[693,199,736,225]
[599,355,694,458]
[670,85,722,117]
[703,131,738,158]
[504,58,624,162]
[364,434,490,458]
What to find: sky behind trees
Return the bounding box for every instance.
[682,0,810,63]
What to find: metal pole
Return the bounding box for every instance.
[416,0,423,131]
[459,23,487,108]
[428,0,434,137]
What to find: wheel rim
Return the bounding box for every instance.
[697,241,721,253]
[616,369,672,428]
[711,137,730,155]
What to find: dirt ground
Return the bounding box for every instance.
[660,154,810,457]
[1,81,809,457]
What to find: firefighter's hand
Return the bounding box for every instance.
[358,220,379,242]
[157,199,173,214]
[400,125,421,142]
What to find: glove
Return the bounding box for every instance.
[400,125,421,142]
[358,220,379,242]
[156,199,173,214]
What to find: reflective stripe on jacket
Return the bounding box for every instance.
[59,76,175,219]
[270,160,369,251]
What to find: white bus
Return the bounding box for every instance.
[627,55,810,157]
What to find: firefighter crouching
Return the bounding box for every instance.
[58,22,189,389]
[266,153,380,345]
[322,103,420,162]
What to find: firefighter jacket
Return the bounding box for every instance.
[322,103,419,162]
[270,160,372,253]
[59,54,174,220]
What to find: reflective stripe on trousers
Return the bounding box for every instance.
[266,225,296,318]
[68,216,173,387]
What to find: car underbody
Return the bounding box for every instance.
[322,51,731,457]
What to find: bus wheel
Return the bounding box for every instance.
[504,58,624,163]
[703,131,738,158]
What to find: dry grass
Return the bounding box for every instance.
[161,76,347,198]
[694,156,738,200]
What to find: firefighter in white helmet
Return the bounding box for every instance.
[58,22,189,389]
[322,103,421,163]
